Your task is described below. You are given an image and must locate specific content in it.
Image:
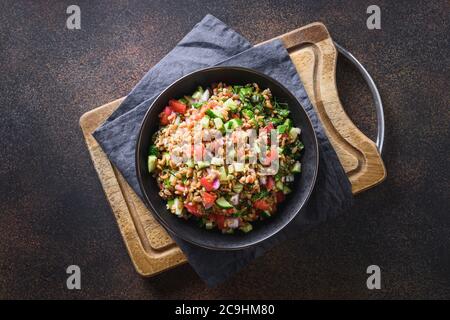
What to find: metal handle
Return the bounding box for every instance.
[333,42,385,154]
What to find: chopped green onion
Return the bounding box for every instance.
[200,115,210,128]
[239,223,253,233]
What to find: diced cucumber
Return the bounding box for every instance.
[173,197,184,216]
[213,117,224,130]
[232,183,243,193]
[224,118,242,131]
[163,152,170,165]
[277,147,284,155]
[216,197,234,209]
[206,109,223,119]
[205,221,214,230]
[276,180,284,191]
[239,223,253,233]
[192,102,203,109]
[223,98,238,111]
[197,161,210,169]
[261,210,271,218]
[227,164,234,174]
[147,155,157,173]
[233,118,243,126]
[167,199,174,209]
[211,157,224,166]
[224,121,233,131]
[283,186,292,195]
[218,166,228,181]
[192,86,204,100]
[234,162,245,172]
[178,98,188,105]
[291,161,301,173]
[289,127,301,140]
[200,115,210,128]
[186,159,194,168]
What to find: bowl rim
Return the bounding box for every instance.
[135,66,319,250]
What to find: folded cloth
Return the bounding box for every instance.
[93,15,353,286]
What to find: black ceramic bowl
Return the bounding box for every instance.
[136,66,318,250]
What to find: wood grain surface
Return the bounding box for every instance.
[79,22,386,277]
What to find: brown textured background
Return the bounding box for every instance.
[0,0,449,299]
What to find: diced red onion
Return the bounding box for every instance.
[227,218,239,229]
[200,89,210,102]
[259,176,267,185]
[212,178,220,190]
[204,202,214,209]
[175,185,186,192]
[230,194,239,206]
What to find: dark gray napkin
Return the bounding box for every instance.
[93,15,353,286]
[105,14,252,124]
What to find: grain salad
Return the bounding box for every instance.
[147,82,304,233]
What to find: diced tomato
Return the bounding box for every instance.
[275,191,285,203]
[159,106,173,125]
[211,214,226,229]
[254,199,272,211]
[159,112,169,125]
[169,99,187,114]
[223,208,236,215]
[163,106,173,115]
[266,176,275,190]
[262,123,274,133]
[184,203,203,217]
[202,192,217,208]
[200,177,214,192]
[262,148,278,166]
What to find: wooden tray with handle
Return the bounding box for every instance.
[79,22,386,277]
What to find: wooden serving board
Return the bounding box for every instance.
[79,22,386,277]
